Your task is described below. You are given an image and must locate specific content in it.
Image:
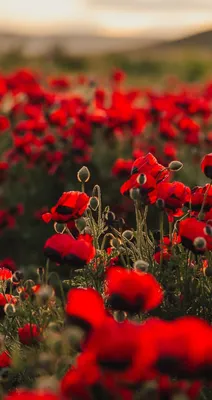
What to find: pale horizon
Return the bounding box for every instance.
[0,0,212,40]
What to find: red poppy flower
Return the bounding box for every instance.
[131,153,170,183]
[65,288,106,332]
[105,267,163,314]
[189,185,212,213]
[18,323,41,345]
[85,317,141,374]
[112,158,133,178]
[111,68,126,83]
[0,351,11,369]
[0,268,12,281]
[121,173,157,205]
[44,233,95,267]
[42,191,89,223]
[201,153,212,179]
[0,258,16,272]
[49,76,70,90]
[157,181,191,221]
[179,217,212,254]
[5,390,59,400]
[0,115,10,132]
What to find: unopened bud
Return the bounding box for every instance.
[193,237,207,250]
[82,226,92,235]
[110,238,121,248]
[35,376,59,392]
[12,270,24,284]
[105,211,116,223]
[168,160,183,171]
[156,198,165,211]
[25,280,35,291]
[75,217,87,232]
[122,230,134,241]
[77,166,90,183]
[130,188,141,201]
[47,322,61,333]
[36,285,54,305]
[136,173,147,185]
[4,303,16,316]
[134,259,149,272]
[63,326,85,350]
[89,196,99,211]
[37,353,56,374]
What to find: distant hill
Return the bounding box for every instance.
[145,29,212,53]
[0,31,155,56]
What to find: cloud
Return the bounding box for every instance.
[87,0,212,11]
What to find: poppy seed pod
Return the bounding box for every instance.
[122,230,134,241]
[77,166,90,183]
[156,198,165,211]
[168,160,183,171]
[130,188,141,201]
[193,237,207,251]
[89,196,99,211]
[136,173,147,185]
[134,259,149,272]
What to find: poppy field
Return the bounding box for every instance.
[1,67,212,399]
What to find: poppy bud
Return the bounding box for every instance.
[130,188,141,201]
[35,375,59,392]
[63,326,85,350]
[12,270,24,284]
[134,259,149,272]
[89,196,99,211]
[136,173,147,185]
[105,211,116,223]
[0,368,10,383]
[204,225,212,236]
[25,279,35,291]
[110,238,121,248]
[37,353,56,374]
[4,303,16,316]
[82,226,92,235]
[168,160,183,171]
[206,267,212,277]
[36,285,54,305]
[77,166,90,183]
[156,198,165,211]
[122,230,134,241]
[75,217,87,232]
[47,322,61,333]
[193,237,207,251]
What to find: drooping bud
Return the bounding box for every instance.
[4,303,16,317]
[193,237,207,251]
[122,230,134,241]
[110,238,122,248]
[89,196,99,211]
[36,285,54,306]
[105,211,116,224]
[75,217,87,232]
[134,259,149,272]
[77,166,90,183]
[168,160,183,171]
[136,173,147,185]
[130,188,141,201]
[156,198,165,211]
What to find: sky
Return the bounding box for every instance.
[0,0,212,39]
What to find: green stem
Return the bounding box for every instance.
[45,258,50,285]
[159,211,164,267]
